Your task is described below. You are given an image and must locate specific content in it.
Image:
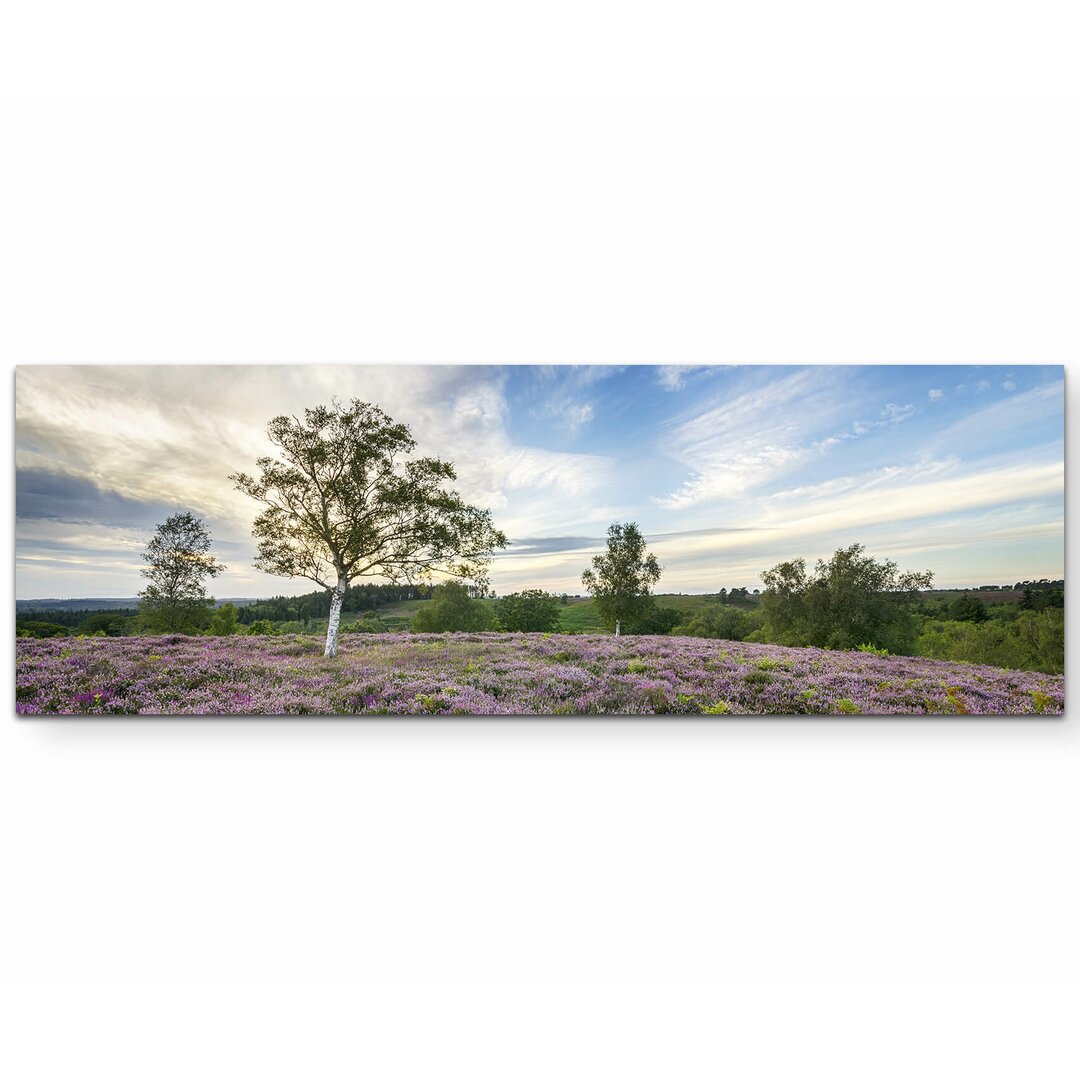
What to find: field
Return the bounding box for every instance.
[15,633,1064,716]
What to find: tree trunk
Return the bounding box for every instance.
[324,577,347,657]
[615,619,621,637]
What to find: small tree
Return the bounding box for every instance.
[231,400,508,657]
[411,581,495,632]
[207,602,241,636]
[138,512,225,633]
[581,521,662,635]
[495,589,562,633]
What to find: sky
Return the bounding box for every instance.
[14,363,1065,600]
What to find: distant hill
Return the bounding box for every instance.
[15,597,262,613]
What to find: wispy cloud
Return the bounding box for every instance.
[14,364,1064,597]
[656,365,700,391]
[655,368,852,508]
[15,365,616,596]
[880,402,915,423]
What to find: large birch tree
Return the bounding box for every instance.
[231,399,508,657]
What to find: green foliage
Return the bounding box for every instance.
[138,512,225,634]
[494,589,562,633]
[581,521,662,633]
[15,620,70,639]
[231,398,508,594]
[78,612,135,637]
[207,603,241,636]
[701,700,732,714]
[627,605,681,635]
[410,582,495,633]
[760,543,932,653]
[856,642,890,657]
[672,604,756,641]
[1030,690,1054,713]
[949,595,988,622]
[245,619,277,636]
[917,608,1063,674]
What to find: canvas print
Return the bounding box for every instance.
[14,364,1064,716]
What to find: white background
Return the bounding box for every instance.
[1,4,1077,1077]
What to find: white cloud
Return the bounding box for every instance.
[1002,379,1016,391]
[881,402,915,423]
[928,388,944,401]
[15,364,616,595]
[656,366,688,391]
[561,401,594,435]
[656,368,854,509]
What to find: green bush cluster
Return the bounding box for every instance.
[917,609,1063,674]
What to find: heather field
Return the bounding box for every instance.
[14,633,1064,716]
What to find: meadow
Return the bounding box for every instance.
[15,632,1064,716]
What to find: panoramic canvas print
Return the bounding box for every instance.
[15,364,1065,716]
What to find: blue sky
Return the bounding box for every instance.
[15,364,1064,598]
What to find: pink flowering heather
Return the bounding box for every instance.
[14,633,1063,716]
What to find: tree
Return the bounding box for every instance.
[207,602,241,636]
[411,581,495,632]
[231,399,508,657]
[494,589,562,633]
[78,612,134,637]
[581,521,662,635]
[138,512,225,633]
[950,595,988,623]
[628,605,681,635]
[760,543,932,653]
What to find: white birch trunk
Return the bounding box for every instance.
[615,619,621,637]
[324,577,347,658]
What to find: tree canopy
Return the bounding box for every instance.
[231,399,508,656]
[581,521,662,634]
[494,589,562,633]
[411,581,495,632]
[760,543,932,653]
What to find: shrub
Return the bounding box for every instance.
[856,643,890,657]
[411,582,495,633]
[494,589,561,633]
[672,604,754,641]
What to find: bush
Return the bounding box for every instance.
[494,589,561,633]
[627,605,682,635]
[917,608,1063,674]
[672,604,755,641]
[411,582,495,633]
[14,620,70,639]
